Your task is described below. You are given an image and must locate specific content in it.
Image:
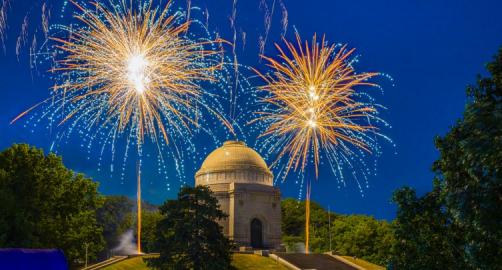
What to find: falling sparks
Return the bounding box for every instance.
[258,0,276,56]
[41,3,49,38]
[241,30,246,50]
[29,33,36,70]
[15,15,28,59]
[279,0,288,37]
[0,0,8,48]
[229,0,238,119]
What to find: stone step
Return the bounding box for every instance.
[273,253,359,270]
[81,256,127,270]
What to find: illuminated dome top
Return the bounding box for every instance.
[195,141,273,186]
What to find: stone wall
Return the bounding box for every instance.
[205,182,282,249]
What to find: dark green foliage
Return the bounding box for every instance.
[0,144,105,267]
[390,48,502,269]
[96,196,133,256]
[148,186,233,270]
[281,198,393,266]
[390,185,468,270]
[281,198,308,236]
[139,210,163,253]
[433,48,502,269]
[328,214,394,265]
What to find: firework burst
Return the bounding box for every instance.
[254,33,384,179]
[42,0,231,144]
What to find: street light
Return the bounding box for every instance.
[84,242,89,268]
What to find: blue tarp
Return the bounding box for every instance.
[0,249,69,270]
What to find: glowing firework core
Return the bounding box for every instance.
[307,85,319,128]
[127,54,149,94]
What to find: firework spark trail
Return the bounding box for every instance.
[0,0,51,65]
[186,0,191,24]
[0,0,8,49]
[42,3,49,38]
[204,6,209,28]
[279,0,287,37]
[16,15,28,59]
[29,33,36,70]
[258,0,276,56]
[241,30,246,50]
[229,0,239,120]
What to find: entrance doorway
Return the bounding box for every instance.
[250,218,263,248]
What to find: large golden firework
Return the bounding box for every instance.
[45,0,229,144]
[253,33,379,178]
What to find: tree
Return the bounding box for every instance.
[433,48,502,269]
[0,144,105,267]
[390,48,502,269]
[281,198,309,236]
[139,210,163,253]
[329,214,394,266]
[148,186,232,270]
[390,184,468,270]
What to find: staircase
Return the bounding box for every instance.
[273,253,360,270]
[80,256,127,270]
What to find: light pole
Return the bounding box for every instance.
[84,242,89,268]
[328,205,332,252]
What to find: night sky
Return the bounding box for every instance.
[1,0,502,220]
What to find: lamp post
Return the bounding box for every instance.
[84,242,89,268]
[328,206,332,252]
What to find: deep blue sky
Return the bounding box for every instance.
[1,0,502,220]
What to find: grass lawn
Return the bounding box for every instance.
[231,254,288,270]
[101,256,150,270]
[340,256,385,270]
[101,254,288,270]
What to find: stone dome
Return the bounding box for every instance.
[195,141,273,186]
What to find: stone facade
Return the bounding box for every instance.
[195,141,281,249]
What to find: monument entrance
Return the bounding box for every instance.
[250,218,263,248]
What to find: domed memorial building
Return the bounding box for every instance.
[195,141,282,249]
